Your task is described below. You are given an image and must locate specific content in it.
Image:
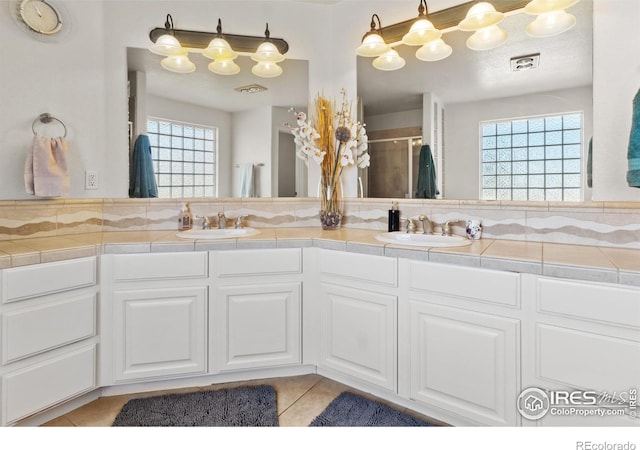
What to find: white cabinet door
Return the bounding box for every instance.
[319,283,397,391]
[210,282,301,372]
[521,275,640,427]
[113,286,207,382]
[409,300,520,426]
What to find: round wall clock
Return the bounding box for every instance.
[19,0,63,35]
[9,0,70,40]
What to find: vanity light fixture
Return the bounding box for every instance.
[357,0,580,71]
[524,0,579,37]
[458,2,508,51]
[148,14,289,78]
[356,14,390,57]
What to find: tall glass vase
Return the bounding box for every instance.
[319,177,343,230]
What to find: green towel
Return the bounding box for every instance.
[415,144,439,199]
[129,134,158,198]
[627,88,640,188]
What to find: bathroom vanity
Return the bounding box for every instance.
[0,230,639,427]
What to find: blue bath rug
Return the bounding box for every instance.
[309,391,435,427]
[112,385,278,426]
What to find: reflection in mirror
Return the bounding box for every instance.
[127,47,309,199]
[357,0,592,201]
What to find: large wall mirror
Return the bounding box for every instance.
[127,47,309,198]
[357,0,592,201]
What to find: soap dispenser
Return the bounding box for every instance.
[388,202,400,232]
[178,203,192,231]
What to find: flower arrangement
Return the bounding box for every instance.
[290,89,369,229]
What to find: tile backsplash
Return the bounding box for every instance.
[1,198,639,249]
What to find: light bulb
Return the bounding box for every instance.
[372,49,406,71]
[526,10,576,37]
[524,0,580,15]
[149,34,187,56]
[252,42,285,63]
[356,33,390,57]
[208,59,241,75]
[415,39,453,62]
[459,2,504,31]
[160,55,196,73]
[252,61,283,78]
[202,37,237,60]
[466,25,508,51]
[402,18,441,46]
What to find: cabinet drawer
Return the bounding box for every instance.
[112,252,208,281]
[536,324,640,394]
[319,250,397,287]
[537,278,640,329]
[2,293,96,365]
[409,261,520,307]
[213,249,301,278]
[2,345,96,425]
[1,257,96,304]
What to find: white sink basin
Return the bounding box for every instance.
[375,232,472,248]
[176,228,261,240]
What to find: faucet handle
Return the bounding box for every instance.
[194,215,211,229]
[217,211,227,229]
[234,215,247,229]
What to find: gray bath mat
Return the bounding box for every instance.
[112,385,278,426]
[310,391,435,427]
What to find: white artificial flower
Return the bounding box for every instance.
[357,142,368,155]
[357,152,370,168]
[340,147,354,166]
[312,149,326,164]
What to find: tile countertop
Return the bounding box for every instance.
[0,228,639,287]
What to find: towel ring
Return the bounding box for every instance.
[32,113,67,138]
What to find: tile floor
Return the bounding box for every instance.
[41,374,444,427]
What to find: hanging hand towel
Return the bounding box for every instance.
[24,135,69,197]
[415,144,440,199]
[627,88,640,188]
[239,163,255,198]
[129,134,158,198]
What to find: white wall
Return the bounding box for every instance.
[0,0,638,201]
[146,95,233,197]
[231,107,271,197]
[0,0,109,199]
[592,0,640,201]
[365,109,422,132]
[445,85,593,200]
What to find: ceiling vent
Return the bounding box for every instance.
[234,84,268,94]
[510,53,540,72]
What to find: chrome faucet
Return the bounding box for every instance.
[442,219,465,236]
[234,215,247,229]
[217,211,227,229]
[196,215,212,230]
[418,214,433,234]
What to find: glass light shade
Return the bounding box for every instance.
[415,39,453,62]
[372,49,406,71]
[160,55,196,73]
[401,18,442,46]
[458,2,504,31]
[149,34,187,56]
[208,59,241,75]
[356,33,390,57]
[202,37,237,60]
[251,61,283,78]
[526,10,576,37]
[251,42,285,63]
[466,25,508,51]
[524,0,579,15]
